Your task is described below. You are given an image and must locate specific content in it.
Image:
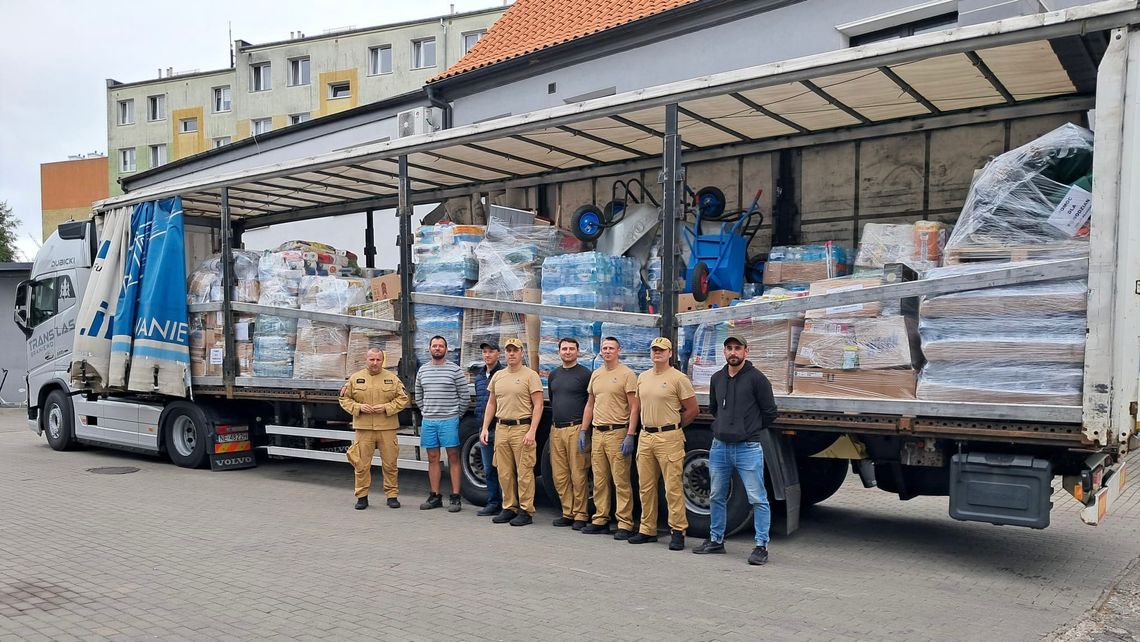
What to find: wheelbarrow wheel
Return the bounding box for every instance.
[695,186,726,218]
[571,204,606,242]
[689,262,711,302]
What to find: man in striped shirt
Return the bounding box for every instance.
[415,335,470,512]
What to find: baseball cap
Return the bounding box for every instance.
[503,337,524,350]
[650,337,673,350]
[479,341,500,350]
[723,336,748,348]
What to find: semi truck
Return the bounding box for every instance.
[15,1,1138,537]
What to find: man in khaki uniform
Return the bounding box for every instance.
[340,348,410,510]
[581,336,640,539]
[630,337,699,550]
[480,338,544,527]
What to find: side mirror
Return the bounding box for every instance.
[13,279,31,337]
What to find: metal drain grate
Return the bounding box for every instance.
[86,466,140,475]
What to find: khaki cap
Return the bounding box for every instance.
[650,337,673,350]
[503,337,524,350]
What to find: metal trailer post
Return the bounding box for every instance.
[397,155,416,387]
[364,209,376,269]
[219,187,236,396]
[660,103,683,352]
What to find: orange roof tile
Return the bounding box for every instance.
[432,0,699,82]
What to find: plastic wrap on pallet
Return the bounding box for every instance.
[795,316,919,370]
[186,250,261,304]
[252,329,296,378]
[686,300,806,394]
[803,273,903,319]
[762,243,852,286]
[469,219,577,296]
[272,240,360,275]
[917,362,1083,405]
[855,223,949,272]
[298,276,368,313]
[293,320,349,380]
[257,251,306,308]
[345,300,401,373]
[944,123,1093,257]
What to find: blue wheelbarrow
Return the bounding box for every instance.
[682,189,763,302]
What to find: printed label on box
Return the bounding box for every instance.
[823,284,866,315]
[797,371,824,378]
[209,348,224,365]
[1047,184,1092,236]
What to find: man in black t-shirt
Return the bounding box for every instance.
[547,337,592,529]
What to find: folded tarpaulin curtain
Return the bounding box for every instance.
[70,207,131,393]
[107,197,191,397]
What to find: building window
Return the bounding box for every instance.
[213,86,232,112]
[179,117,198,133]
[117,99,134,125]
[250,62,272,91]
[462,30,485,54]
[252,118,272,135]
[146,95,166,121]
[412,38,436,69]
[213,136,231,148]
[849,13,958,46]
[369,45,392,75]
[149,144,167,167]
[288,57,310,86]
[119,148,136,172]
[328,82,351,100]
[289,113,311,125]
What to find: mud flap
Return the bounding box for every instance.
[759,430,801,536]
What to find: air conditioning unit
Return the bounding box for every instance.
[396,106,441,138]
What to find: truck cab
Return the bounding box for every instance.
[14,220,94,435]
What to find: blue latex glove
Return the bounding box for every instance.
[578,432,588,453]
[620,435,635,457]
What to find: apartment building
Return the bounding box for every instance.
[104,6,505,196]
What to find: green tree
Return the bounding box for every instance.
[0,201,18,262]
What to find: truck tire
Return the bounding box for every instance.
[162,402,210,469]
[798,457,849,506]
[458,415,490,506]
[43,389,77,451]
[680,427,751,539]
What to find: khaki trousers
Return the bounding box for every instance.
[549,423,590,521]
[591,428,634,530]
[494,423,537,514]
[636,430,688,535]
[351,429,400,498]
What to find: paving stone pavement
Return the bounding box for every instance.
[1,407,1138,641]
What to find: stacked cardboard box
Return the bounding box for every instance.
[689,312,803,395]
[188,312,255,377]
[792,316,919,399]
[762,244,852,287]
[346,300,401,375]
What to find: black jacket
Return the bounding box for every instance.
[708,361,778,443]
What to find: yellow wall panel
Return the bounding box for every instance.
[316,69,359,117]
[171,106,206,160]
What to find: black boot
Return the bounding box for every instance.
[419,493,443,510]
[354,496,368,510]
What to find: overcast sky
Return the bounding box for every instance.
[0,0,503,261]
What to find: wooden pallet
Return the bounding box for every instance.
[943,242,1088,265]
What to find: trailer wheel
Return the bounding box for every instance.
[798,456,849,506]
[43,389,76,451]
[162,402,210,469]
[458,415,490,506]
[571,205,606,243]
[680,427,751,539]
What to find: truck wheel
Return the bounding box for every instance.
[798,457,849,506]
[680,427,751,539]
[458,416,489,506]
[540,438,560,506]
[162,402,210,469]
[43,389,76,451]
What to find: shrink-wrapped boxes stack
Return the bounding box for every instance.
[762,243,852,289]
[854,222,951,274]
[918,124,1092,405]
[688,299,805,395]
[412,224,483,365]
[346,300,401,375]
[791,271,922,399]
[252,249,305,378]
[186,251,260,378]
[292,276,367,380]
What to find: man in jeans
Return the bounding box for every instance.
[473,342,504,516]
[415,336,470,512]
[693,335,778,565]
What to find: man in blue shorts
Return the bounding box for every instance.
[415,335,470,512]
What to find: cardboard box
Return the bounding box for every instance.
[369,273,402,301]
[460,288,541,373]
[347,328,402,374]
[677,290,739,312]
[793,367,916,399]
[762,259,845,286]
[804,277,885,319]
[692,360,793,395]
[795,316,919,370]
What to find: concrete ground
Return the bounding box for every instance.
[1,407,1138,641]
